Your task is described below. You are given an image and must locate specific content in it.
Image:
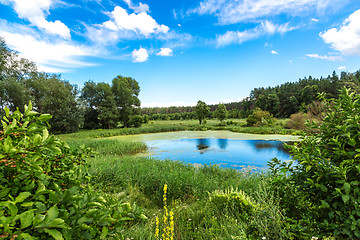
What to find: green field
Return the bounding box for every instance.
[60,125,290,239]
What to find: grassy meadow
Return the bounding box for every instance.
[58,119,295,239]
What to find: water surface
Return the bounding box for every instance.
[145,138,291,170]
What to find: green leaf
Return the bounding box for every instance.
[342,194,350,203]
[100,226,109,239]
[47,205,59,222]
[21,210,34,229]
[4,107,10,117]
[43,229,64,240]
[42,129,49,142]
[33,134,41,146]
[8,202,18,217]
[49,218,68,228]
[344,182,351,194]
[15,192,32,203]
[77,217,92,225]
[0,188,11,198]
[21,202,34,207]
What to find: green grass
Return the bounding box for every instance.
[58,121,298,239]
[58,123,187,140]
[58,118,298,142]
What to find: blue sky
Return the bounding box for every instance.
[1,0,360,107]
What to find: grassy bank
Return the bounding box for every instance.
[59,119,298,142]
[61,128,291,239]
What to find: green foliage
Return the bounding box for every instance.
[195,100,210,124]
[270,88,360,238]
[246,108,274,127]
[215,103,227,124]
[0,102,144,239]
[129,115,143,128]
[112,75,141,127]
[208,188,256,219]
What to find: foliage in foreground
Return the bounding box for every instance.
[270,88,360,238]
[0,103,145,239]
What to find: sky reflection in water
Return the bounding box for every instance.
[145,138,291,170]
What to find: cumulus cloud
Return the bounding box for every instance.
[157,48,173,56]
[271,50,278,54]
[188,0,344,25]
[1,0,70,39]
[305,53,342,61]
[123,0,149,13]
[320,9,360,55]
[216,21,295,47]
[103,6,169,36]
[0,22,95,73]
[338,66,346,70]
[132,47,149,62]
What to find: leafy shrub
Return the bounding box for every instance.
[269,88,360,238]
[246,108,274,127]
[285,112,306,130]
[208,188,256,219]
[0,103,145,239]
[129,115,143,128]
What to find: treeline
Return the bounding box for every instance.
[0,38,141,133]
[142,70,360,120]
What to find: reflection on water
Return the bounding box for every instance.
[217,138,228,150]
[196,139,210,154]
[145,138,292,170]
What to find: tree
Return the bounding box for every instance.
[0,37,36,113]
[111,75,140,127]
[97,82,118,129]
[215,103,227,124]
[27,73,83,133]
[195,100,210,124]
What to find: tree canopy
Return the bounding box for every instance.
[195,100,210,124]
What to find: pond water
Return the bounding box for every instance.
[145,138,291,170]
[111,131,298,170]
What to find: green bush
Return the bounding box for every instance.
[0,103,145,239]
[208,188,256,219]
[246,108,274,127]
[129,115,143,128]
[269,88,360,238]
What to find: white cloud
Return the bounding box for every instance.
[0,22,96,73]
[271,50,278,54]
[103,6,169,36]
[320,9,360,55]
[189,0,344,25]
[1,0,70,39]
[311,18,319,22]
[157,48,173,56]
[305,53,342,61]
[216,21,294,47]
[338,66,346,70]
[132,47,149,62]
[123,0,149,13]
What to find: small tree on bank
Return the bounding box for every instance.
[215,103,228,124]
[195,100,210,124]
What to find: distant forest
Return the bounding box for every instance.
[1,36,360,133]
[141,70,360,120]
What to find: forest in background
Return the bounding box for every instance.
[1,36,360,133]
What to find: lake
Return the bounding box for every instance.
[111,131,299,170]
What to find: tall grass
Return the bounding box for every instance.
[59,124,294,239]
[65,138,147,156]
[59,123,187,140]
